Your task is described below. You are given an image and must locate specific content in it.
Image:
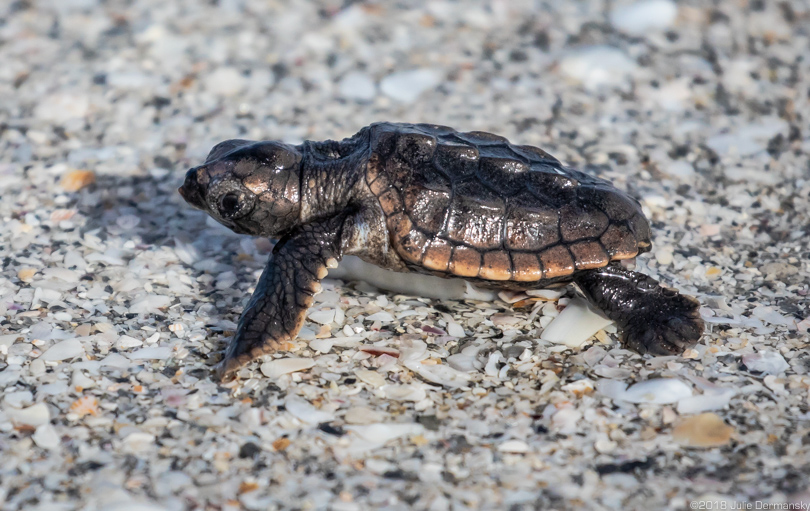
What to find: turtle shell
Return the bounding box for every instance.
[364,122,651,283]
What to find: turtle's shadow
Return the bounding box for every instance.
[77,172,241,364]
[80,173,201,247]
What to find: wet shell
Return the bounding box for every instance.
[365,123,649,284]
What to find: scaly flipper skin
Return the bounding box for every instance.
[574,264,704,355]
[216,215,345,380]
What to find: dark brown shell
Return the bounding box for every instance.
[364,122,650,283]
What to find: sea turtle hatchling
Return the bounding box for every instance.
[179,122,704,380]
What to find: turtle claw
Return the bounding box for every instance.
[214,357,243,383]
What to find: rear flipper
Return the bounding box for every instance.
[574,264,704,355]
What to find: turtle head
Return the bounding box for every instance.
[179,140,302,237]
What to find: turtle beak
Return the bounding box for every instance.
[179,167,206,210]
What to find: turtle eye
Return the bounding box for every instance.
[218,192,241,217]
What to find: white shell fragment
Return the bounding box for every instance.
[742,351,790,375]
[122,432,156,454]
[6,403,51,427]
[345,423,425,451]
[498,440,529,453]
[677,387,736,414]
[598,378,693,404]
[404,360,471,389]
[354,369,387,388]
[525,289,565,300]
[128,347,172,360]
[446,322,465,338]
[307,309,336,325]
[129,295,173,313]
[40,339,85,361]
[382,384,427,402]
[610,0,678,35]
[33,424,60,450]
[260,358,316,378]
[338,72,376,101]
[380,68,442,103]
[365,311,395,323]
[285,397,335,424]
[559,46,638,89]
[540,298,614,348]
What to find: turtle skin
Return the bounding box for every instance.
[179,122,704,380]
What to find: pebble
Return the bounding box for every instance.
[558,46,637,89]
[609,0,677,35]
[672,413,734,447]
[380,69,442,103]
[338,72,376,101]
[260,358,315,378]
[40,339,85,361]
[541,298,613,348]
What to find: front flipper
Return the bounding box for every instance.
[216,216,345,380]
[574,264,704,355]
